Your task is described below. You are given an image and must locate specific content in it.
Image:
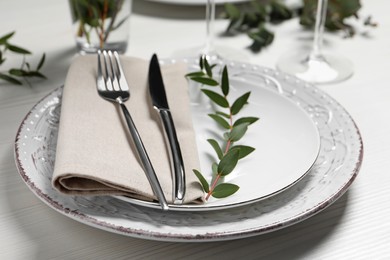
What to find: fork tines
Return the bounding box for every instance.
[97,50,128,93]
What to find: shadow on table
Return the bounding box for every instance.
[214,192,352,259]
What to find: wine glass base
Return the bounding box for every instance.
[277,51,353,85]
[200,47,220,62]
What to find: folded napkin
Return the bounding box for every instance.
[52,55,204,204]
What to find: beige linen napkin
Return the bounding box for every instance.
[52,55,204,204]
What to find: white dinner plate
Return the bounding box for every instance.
[145,0,250,5]
[116,59,320,211]
[14,58,363,241]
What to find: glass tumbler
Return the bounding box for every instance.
[68,0,132,54]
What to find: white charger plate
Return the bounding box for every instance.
[14,58,363,241]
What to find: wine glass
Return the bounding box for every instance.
[276,0,353,84]
[201,0,219,61]
[172,0,247,62]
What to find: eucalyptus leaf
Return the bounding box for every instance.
[248,26,274,53]
[224,3,244,33]
[91,5,100,19]
[233,116,259,127]
[0,72,22,85]
[270,0,293,21]
[201,89,229,108]
[9,68,26,77]
[231,92,250,115]
[6,44,31,55]
[216,111,230,119]
[88,18,100,27]
[193,169,209,193]
[36,53,46,70]
[199,56,204,70]
[203,57,213,77]
[224,3,240,20]
[24,71,47,79]
[221,66,229,96]
[212,183,239,198]
[230,145,255,159]
[251,1,268,20]
[0,31,15,45]
[191,76,219,86]
[218,149,240,176]
[208,113,230,129]
[186,71,205,78]
[228,123,249,142]
[207,139,223,160]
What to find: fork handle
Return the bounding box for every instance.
[119,102,169,211]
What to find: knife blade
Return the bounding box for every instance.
[148,53,186,205]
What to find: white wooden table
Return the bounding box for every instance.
[1,0,389,259]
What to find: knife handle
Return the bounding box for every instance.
[119,103,169,211]
[158,109,186,205]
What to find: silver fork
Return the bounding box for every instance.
[97,50,169,211]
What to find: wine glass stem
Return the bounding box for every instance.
[205,0,216,55]
[311,0,327,59]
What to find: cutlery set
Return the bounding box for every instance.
[97,50,185,210]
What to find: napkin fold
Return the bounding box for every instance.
[52,55,204,204]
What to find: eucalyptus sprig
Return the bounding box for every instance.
[186,57,259,200]
[0,31,46,86]
[223,0,292,52]
[69,0,129,49]
[223,0,374,52]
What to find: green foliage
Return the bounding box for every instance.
[0,31,46,86]
[233,116,259,127]
[207,139,223,159]
[69,0,128,48]
[227,123,249,142]
[300,0,362,37]
[223,0,370,52]
[201,89,229,108]
[218,149,240,176]
[208,114,230,129]
[231,92,250,115]
[193,169,210,193]
[223,0,292,52]
[186,57,259,200]
[212,183,240,198]
[230,145,255,159]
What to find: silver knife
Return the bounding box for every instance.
[148,54,186,205]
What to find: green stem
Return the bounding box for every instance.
[104,0,124,42]
[205,100,234,201]
[205,174,221,200]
